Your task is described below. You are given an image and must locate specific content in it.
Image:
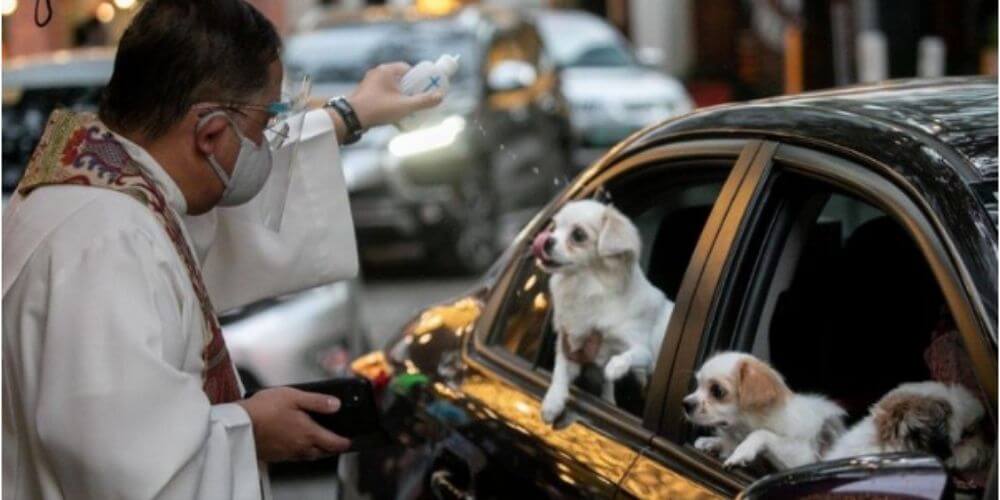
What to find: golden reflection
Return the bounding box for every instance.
[460,375,636,482]
[532,292,548,311]
[433,382,460,399]
[412,298,483,336]
[523,274,538,292]
[405,360,419,374]
[620,454,723,500]
[350,351,393,380]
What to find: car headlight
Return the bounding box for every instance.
[387,116,466,158]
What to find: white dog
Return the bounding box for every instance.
[532,200,673,424]
[825,381,991,472]
[684,352,846,469]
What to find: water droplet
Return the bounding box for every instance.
[532,167,539,174]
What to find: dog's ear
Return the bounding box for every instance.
[597,205,640,259]
[737,358,788,412]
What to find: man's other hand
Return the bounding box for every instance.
[237,387,351,462]
[349,62,444,128]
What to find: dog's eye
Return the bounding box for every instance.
[710,383,726,400]
[571,227,587,243]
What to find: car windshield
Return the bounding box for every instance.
[534,13,636,68]
[285,20,479,89]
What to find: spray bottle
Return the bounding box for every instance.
[397,54,460,130]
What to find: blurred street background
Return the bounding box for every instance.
[2,0,996,497]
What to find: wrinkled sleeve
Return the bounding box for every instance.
[200,109,358,312]
[35,231,261,500]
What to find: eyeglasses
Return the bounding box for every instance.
[194,101,292,149]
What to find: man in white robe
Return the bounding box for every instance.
[2,1,441,499]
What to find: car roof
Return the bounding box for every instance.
[611,77,998,334]
[630,77,998,183]
[3,48,115,89]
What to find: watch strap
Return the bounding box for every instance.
[326,96,364,145]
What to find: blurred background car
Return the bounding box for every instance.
[531,8,693,168]
[1,49,371,390]
[286,6,575,274]
[2,48,114,206]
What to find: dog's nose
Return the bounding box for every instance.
[543,236,555,253]
[683,397,697,415]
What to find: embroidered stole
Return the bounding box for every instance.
[17,110,242,404]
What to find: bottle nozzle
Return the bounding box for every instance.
[435,54,461,76]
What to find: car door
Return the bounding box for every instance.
[631,141,997,498]
[449,139,765,498]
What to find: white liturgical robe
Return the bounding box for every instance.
[2,109,358,500]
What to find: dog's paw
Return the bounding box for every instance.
[694,437,724,455]
[541,394,565,424]
[723,440,761,469]
[604,355,630,381]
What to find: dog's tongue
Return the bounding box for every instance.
[531,230,551,260]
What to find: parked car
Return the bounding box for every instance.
[2,50,370,388]
[531,8,693,166]
[286,6,574,274]
[340,78,997,499]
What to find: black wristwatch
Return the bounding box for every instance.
[325,96,364,145]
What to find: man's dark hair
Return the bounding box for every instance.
[99,0,281,139]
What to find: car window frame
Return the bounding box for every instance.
[649,141,998,494]
[463,138,756,451]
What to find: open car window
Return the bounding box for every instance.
[486,160,731,420]
[677,162,996,493]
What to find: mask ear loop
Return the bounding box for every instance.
[34,0,53,27]
[197,110,236,188]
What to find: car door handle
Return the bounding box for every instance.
[430,469,474,500]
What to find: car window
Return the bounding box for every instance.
[488,161,730,419]
[534,13,636,68]
[678,167,995,492]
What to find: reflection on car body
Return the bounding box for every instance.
[340,78,997,499]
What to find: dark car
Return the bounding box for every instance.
[286,7,574,274]
[340,78,997,499]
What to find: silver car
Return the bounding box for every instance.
[532,9,693,163]
[2,49,369,389]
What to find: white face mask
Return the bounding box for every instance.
[198,111,273,207]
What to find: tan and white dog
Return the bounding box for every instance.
[532,200,673,423]
[684,352,847,469]
[825,381,991,472]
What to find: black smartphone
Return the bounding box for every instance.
[252,377,390,452]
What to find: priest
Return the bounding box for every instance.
[2,1,442,499]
